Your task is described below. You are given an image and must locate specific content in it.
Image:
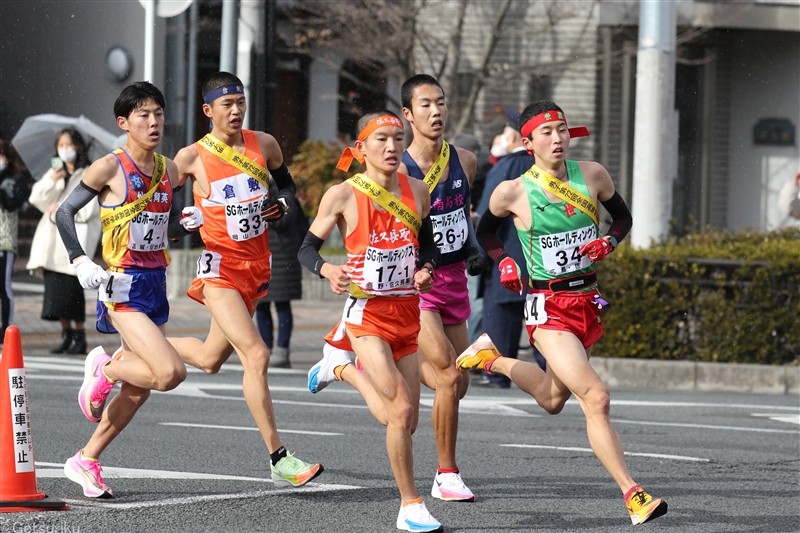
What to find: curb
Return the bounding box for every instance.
[591,357,800,395]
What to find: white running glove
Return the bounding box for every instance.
[73,256,109,289]
[180,206,204,231]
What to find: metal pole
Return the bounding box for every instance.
[144,0,155,81]
[184,0,199,249]
[264,0,276,134]
[631,0,676,248]
[220,0,240,73]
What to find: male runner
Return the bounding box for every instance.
[457,100,668,526]
[307,74,481,503]
[299,110,443,532]
[56,82,200,497]
[167,71,321,487]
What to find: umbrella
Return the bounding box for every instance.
[11,114,125,180]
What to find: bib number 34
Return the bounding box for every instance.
[524,293,548,326]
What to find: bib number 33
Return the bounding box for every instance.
[524,293,548,326]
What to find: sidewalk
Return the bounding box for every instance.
[7,273,799,396]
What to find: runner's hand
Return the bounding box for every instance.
[261,197,287,222]
[414,266,434,293]
[321,264,352,296]
[466,252,485,277]
[578,237,613,262]
[180,206,204,231]
[498,255,524,295]
[72,256,109,289]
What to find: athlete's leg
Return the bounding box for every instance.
[349,332,420,501]
[417,311,467,470]
[196,286,283,451]
[102,312,186,391]
[168,315,235,374]
[82,381,151,459]
[339,362,389,425]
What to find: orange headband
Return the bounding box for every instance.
[520,110,589,139]
[336,115,404,172]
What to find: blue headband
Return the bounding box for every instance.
[203,84,244,105]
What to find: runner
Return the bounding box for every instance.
[307,74,482,503]
[299,110,444,532]
[457,100,668,526]
[167,71,322,487]
[56,81,199,497]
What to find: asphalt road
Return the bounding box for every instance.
[2,355,799,533]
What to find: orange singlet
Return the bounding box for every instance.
[325,173,422,360]
[186,130,272,310]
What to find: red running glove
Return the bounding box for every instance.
[498,255,524,295]
[578,237,614,262]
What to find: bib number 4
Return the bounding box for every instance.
[524,293,548,326]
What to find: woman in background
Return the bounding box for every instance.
[0,138,29,346]
[27,128,100,354]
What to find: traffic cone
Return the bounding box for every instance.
[0,325,69,512]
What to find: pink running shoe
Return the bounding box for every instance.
[78,346,115,423]
[63,450,114,498]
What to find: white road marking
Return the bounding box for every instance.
[161,422,343,436]
[750,413,800,425]
[37,464,271,482]
[500,444,709,462]
[614,419,799,434]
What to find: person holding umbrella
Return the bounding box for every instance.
[0,138,28,346]
[26,128,101,354]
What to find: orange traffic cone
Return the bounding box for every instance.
[0,325,69,512]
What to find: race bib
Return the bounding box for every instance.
[128,210,169,252]
[342,296,367,325]
[224,199,265,242]
[524,292,548,326]
[362,243,416,292]
[431,209,468,253]
[98,272,133,303]
[196,249,222,278]
[539,225,596,275]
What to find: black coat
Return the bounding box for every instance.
[262,182,308,302]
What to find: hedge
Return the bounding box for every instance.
[593,227,800,365]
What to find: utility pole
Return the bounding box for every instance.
[631,0,676,248]
[220,0,240,73]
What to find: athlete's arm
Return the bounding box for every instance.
[476,179,525,293]
[173,145,199,189]
[299,183,352,294]
[453,146,478,188]
[56,182,99,262]
[578,162,632,257]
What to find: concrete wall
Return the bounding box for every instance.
[0,1,167,140]
[726,31,800,231]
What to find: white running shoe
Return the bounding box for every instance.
[396,501,443,532]
[431,470,476,502]
[307,344,351,394]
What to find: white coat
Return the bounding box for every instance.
[26,167,101,276]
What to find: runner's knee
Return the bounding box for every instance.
[582,386,611,417]
[153,363,187,391]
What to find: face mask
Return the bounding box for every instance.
[58,148,77,163]
[0,158,7,173]
[490,134,511,158]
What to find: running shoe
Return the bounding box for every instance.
[396,500,443,532]
[63,450,113,498]
[308,344,351,394]
[626,485,668,525]
[270,452,324,487]
[456,333,501,372]
[78,346,115,423]
[431,470,475,502]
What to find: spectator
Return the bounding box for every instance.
[27,128,101,354]
[256,179,309,368]
[0,138,29,346]
[778,171,800,219]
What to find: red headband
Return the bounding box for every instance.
[520,110,589,139]
[336,115,404,172]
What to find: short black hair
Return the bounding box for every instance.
[518,100,564,137]
[54,128,91,169]
[113,82,166,119]
[202,71,244,98]
[401,74,444,110]
[357,110,401,136]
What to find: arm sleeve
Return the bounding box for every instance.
[167,187,192,241]
[417,215,441,269]
[297,231,327,278]
[270,164,297,206]
[56,181,99,261]
[476,208,508,262]
[601,191,633,244]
